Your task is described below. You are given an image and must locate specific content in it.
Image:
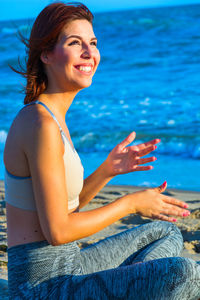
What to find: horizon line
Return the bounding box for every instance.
[0,1,200,22]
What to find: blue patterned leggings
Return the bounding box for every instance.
[8,221,200,299]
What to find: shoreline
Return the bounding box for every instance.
[0,180,199,298]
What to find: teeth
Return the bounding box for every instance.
[78,66,92,72]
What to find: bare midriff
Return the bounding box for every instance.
[6,202,78,249]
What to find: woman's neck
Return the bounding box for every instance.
[38,90,78,120]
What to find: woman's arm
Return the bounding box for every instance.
[78,161,113,209]
[25,120,189,246]
[79,132,160,208]
[64,181,190,245]
[25,119,132,245]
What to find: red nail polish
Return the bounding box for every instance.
[184,204,188,208]
[172,218,177,222]
[162,181,167,188]
[183,212,190,217]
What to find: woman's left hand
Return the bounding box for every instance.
[104,132,160,177]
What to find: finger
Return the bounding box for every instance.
[134,165,153,171]
[161,204,190,218]
[136,156,157,165]
[154,181,167,193]
[163,197,189,209]
[137,139,161,150]
[156,214,177,222]
[138,145,157,157]
[119,132,136,149]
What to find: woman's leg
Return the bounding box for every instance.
[49,256,200,300]
[80,221,183,274]
[8,224,199,299]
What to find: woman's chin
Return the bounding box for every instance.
[77,79,93,89]
[67,78,93,91]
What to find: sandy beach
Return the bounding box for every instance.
[0,180,199,299]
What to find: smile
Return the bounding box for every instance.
[74,64,93,75]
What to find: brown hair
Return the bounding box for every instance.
[12,2,93,104]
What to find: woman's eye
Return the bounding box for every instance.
[91,41,97,47]
[68,40,80,46]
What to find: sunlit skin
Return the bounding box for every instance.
[5,18,191,249]
[42,19,100,94]
[105,132,159,176]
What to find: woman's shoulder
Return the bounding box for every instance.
[4,104,64,174]
[19,104,63,150]
[17,103,54,127]
[14,104,61,137]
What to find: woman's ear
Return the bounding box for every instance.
[40,52,51,64]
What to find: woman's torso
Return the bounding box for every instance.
[4,101,82,248]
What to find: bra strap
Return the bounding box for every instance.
[24,100,65,143]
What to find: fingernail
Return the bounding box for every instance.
[184,204,188,208]
[162,181,167,188]
[182,211,190,217]
[172,218,177,222]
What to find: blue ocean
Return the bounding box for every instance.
[0,4,200,191]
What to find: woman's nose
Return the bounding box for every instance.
[81,45,93,59]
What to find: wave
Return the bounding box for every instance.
[0,24,31,36]
[158,140,200,159]
[1,27,18,35]
[74,133,200,159]
[0,127,199,160]
[0,130,7,144]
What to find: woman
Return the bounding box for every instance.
[4,2,200,299]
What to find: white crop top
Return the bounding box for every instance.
[4,100,84,211]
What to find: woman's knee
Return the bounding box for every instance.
[167,257,200,299]
[141,220,182,239]
[169,257,199,283]
[180,257,200,281]
[143,257,200,299]
[143,221,184,256]
[153,220,183,240]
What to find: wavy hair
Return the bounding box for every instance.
[11,2,93,104]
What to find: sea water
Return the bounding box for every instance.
[0,4,200,191]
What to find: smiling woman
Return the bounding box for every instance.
[11,1,97,104]
[3,1,200,299]
[41,19,100,92]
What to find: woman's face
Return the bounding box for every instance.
[45,19,100,92]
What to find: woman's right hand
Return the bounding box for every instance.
[128,181,190,222]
